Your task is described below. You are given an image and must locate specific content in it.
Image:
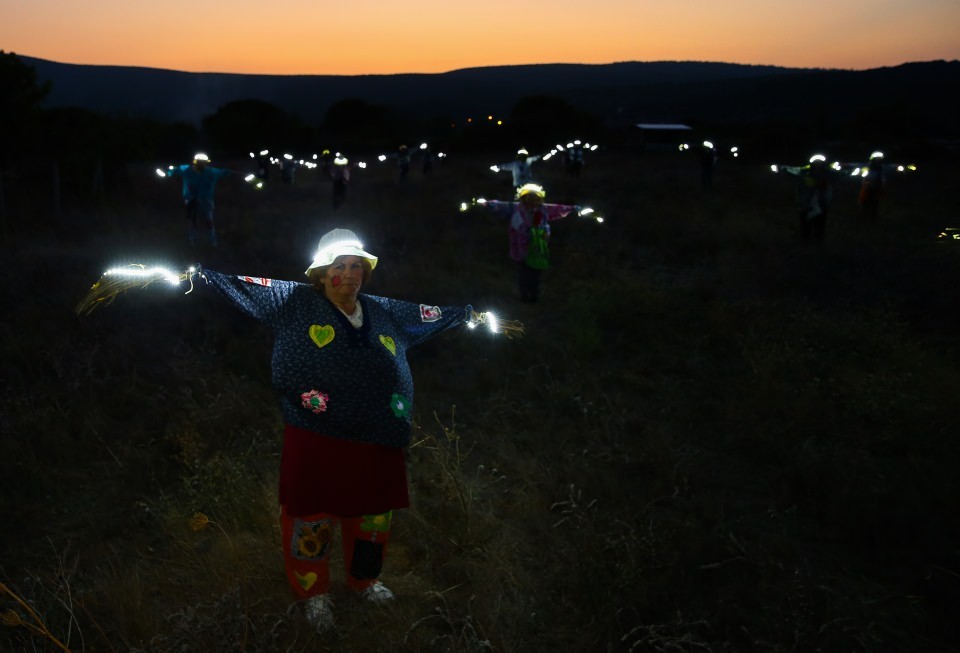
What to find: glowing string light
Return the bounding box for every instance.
[577,207,604,223]
[104,265,183,285]
[467,310,523,338]
[75,264,196,315]
[459,197,487,211]
[486,312,499,334]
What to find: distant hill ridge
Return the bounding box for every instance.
[19,55,960,133]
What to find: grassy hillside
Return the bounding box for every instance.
[1,146,958,652]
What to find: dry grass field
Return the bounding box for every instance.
[1,144,958,652]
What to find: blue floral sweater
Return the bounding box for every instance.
[201,269,470,448]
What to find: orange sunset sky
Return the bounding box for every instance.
[2,0,959,75]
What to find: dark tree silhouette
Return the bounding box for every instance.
[507,94,602,145]
[202,99,311,154]
[0,50,51,157]
[321,98,403,148]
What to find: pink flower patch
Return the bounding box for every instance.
[300,389,330,414]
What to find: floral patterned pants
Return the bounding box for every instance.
[280,505,392,599]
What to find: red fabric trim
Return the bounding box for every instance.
[279,423,409,517]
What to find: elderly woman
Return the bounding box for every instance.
[198,228,474,632]
[479,183,580,303]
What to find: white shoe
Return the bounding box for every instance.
[360,581,395,604]
[303,594,334,633]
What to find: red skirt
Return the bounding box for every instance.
[279,423,409,517]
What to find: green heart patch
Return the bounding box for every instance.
[379,334,396,356]
[309,324,335,349]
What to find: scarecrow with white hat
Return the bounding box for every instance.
[329,155,352,209]
[843,150,917,221]
[464,184,590,303]
[161,152,233,247]
[772,154,845,243]
[490,147,543,188]
[75,226,523,631]
[73,227,520,633]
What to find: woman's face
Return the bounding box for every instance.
[321,255,365,304]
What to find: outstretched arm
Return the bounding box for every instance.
[773,165,804,177]
[200,268,299,323]
[542,202,578,222]
[369,295,523,346]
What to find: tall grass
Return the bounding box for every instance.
[1,147,958,651]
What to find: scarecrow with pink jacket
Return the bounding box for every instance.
[462,183,601,303]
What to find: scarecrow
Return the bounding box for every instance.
[156,153,235,247]
[75,228,522,633]
[462,183,602,302]
[490,148,544,188]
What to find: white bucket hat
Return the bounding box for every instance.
[305,228,378,276]
[516,183,546,199]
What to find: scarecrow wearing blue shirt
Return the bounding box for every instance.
[199,228,475,631]
[165,153,232,247]
[75,226,522,632]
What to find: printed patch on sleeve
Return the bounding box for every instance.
[419,305,442,322]
[292,517,333,561]
[237,275,273,286]
[301,389,330,413]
